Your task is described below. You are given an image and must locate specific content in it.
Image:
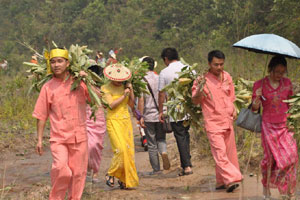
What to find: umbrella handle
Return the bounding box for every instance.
[262,55,269,77]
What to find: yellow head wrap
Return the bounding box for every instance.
[49,49,69,60]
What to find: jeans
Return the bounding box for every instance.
[144,122,167,172]
[171,121,191,169]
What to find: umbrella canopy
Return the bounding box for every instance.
[233,34,300,59]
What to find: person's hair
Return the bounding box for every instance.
[161,48,179,61]
[208,50,225,63]
[142,57,155,71]
[268,55,287,73]
[88,65,103,77]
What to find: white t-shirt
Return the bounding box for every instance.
[158,61,186,91]
[158,61,187,122]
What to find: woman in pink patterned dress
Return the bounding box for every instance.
[86,65,106,182]
[86,106,106,182]
[252,55,298,200]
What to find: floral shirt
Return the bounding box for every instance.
[252,77,293,123]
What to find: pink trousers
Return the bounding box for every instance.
[207,127,243,186]
[49,141,88,200]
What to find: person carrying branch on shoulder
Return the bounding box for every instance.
[192,50,242,193]
[101,63,139,189]
[33,48,90,200]
[85,64,107,183]
[138,56,170,175]
[158,47,192,176]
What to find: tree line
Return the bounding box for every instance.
[0,0,300,71]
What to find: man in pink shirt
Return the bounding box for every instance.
[33,48,89,200]
[192,50,242,192]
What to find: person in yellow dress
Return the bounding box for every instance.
[101,63,139,189]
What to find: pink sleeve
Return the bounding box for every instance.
[192,79,201,104]
[80,81,91,102]
[32,85,50,121]
[286,79,293,110]
[287,78,293,97]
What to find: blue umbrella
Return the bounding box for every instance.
[233,34,300,59]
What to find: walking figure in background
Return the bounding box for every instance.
[86,64,106,183]
[158,48,192,176]
[252,55,298,200]
[192,50,242,192]
[95,51,106,68]
[106,48,122,66]
[138,56,170,175]
[30,54,38,64]
[101,63,139,189]
[33,48,90,200]
[0,59,8,70]
[133,96,148,151]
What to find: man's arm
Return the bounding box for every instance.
[191,76,205,104]
[137,96,144,115]
[138,96,146,128]
[158,91,166,123]
[36,119,46,156]
[229,76,237,120]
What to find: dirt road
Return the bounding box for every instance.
[0,119,288,199]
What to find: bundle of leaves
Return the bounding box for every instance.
[122,58,150,98]
[283,93,300,135]
[23,53,51,94]
[162,62,204,128]
[234,78,254,114]
[23,43,108,119]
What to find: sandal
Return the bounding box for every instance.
[118,180,126,189]
[215,184,226,190]
[178,170,193,176]
[226,183,239,193]
[105,173,114,187]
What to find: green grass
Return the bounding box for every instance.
[0,72,38,151]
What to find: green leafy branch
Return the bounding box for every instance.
[162,62,203,128]
[122,58,150,98]
[283,93,300,135]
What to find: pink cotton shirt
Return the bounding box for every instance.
[192,71,236,132]
[33,76,89,143]
[252,77,293,123]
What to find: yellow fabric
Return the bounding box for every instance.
[101,83,130,120]
[44,50,52,74]
[101,82,139,188]
[50,49,69,60]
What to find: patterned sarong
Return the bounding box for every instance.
[261,121,298,194]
